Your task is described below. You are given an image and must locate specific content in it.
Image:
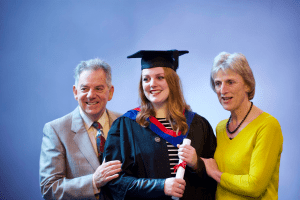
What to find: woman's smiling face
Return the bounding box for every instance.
[142,67,170,109]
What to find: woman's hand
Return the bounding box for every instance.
[177,144,198,170]
[201,157,222,183]
[164,178,186,198]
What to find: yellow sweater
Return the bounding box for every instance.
[214,112,283,199]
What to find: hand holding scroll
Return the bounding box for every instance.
[177,139,198,170]
[172,138,194,200]
[164,177,186,198]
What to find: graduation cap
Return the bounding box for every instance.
[127,49,189,71]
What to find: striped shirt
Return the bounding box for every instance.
[157,118,179,177]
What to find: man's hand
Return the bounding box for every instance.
[93,159,122,188]
[164,178,186,198]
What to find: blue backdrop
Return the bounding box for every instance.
[0,0,299,199]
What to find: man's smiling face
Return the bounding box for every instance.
[73,69,114,121]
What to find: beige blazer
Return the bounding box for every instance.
[39,106,121,200]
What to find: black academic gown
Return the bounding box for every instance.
[103,110,217,200]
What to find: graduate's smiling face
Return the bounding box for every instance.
[142,67,170,109]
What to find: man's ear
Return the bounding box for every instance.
[73,85,78,101]
[108,85,114,101]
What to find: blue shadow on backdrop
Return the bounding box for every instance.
[0,0,299,199]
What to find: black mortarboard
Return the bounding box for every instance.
[127,49,189,71]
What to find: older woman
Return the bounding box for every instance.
[103,50,216,200]
[202,52,283,199]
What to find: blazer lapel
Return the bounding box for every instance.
[71,107,100,170]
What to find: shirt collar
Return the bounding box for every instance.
[79,106,108,129]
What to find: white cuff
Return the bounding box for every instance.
[92,176,101,194]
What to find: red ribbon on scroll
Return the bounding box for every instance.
[173,161,187,173]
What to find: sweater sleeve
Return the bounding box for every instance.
[219,116,283,197]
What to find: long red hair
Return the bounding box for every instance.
[136,67,190,135]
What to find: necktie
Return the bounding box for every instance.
[92,122,105,163]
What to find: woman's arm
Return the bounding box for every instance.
[201,158,222,183]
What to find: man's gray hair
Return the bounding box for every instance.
[74,58,112,88]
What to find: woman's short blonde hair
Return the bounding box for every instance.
[210,52,256,100]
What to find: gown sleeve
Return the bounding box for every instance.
[184,114,217,196]
[103,117,166,200]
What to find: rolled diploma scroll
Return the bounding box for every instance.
[172,138,191,200]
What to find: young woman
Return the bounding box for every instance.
[103,50,216,200]
[202,52,283,199]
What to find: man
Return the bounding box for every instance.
[40,58,122,199]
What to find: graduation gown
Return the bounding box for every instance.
[103,109,217,200]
